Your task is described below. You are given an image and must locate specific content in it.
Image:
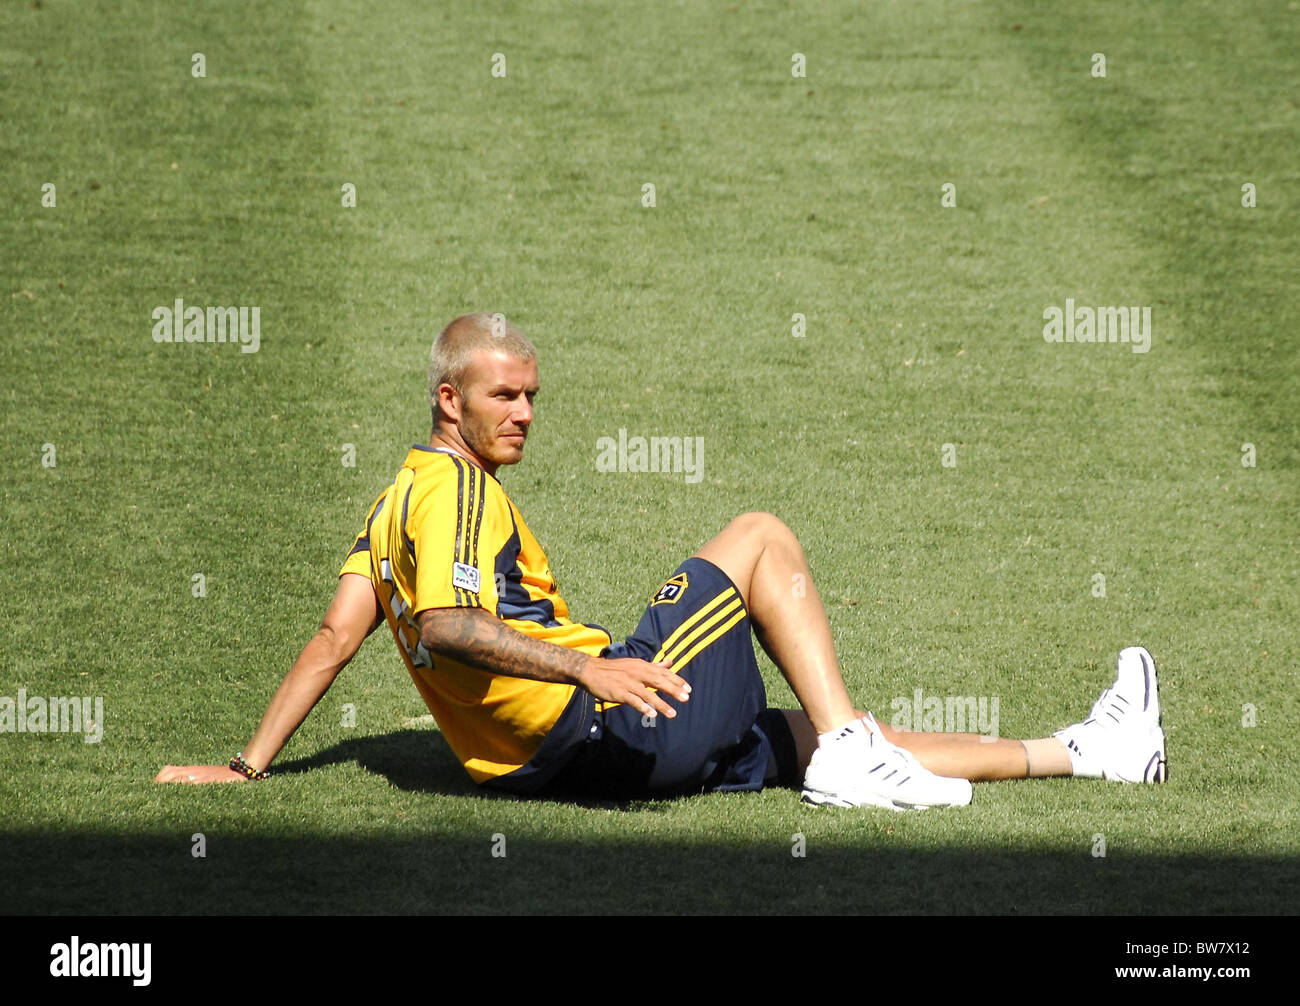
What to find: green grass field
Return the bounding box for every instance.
[2,0,1297,915]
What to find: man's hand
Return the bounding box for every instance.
[576,656,691,719]
[418,607,691,718]
[154,765,248,784]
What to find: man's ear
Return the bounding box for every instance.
[437,382,461,423]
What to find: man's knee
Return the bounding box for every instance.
[695,512,800,594]
[726,511,793,546]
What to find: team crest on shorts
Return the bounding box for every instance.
[652,573,688,606]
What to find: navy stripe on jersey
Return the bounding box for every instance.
[493,523,562,627]
[451,457,469,606]
[347,495,386,557]
[464,464,476,604]
[465,463,480,571]
[400,484,416,561]
[446,455,487,609]
[469,465,486,578]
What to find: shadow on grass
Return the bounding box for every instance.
[6,732,1298,914]
[271,728,475,795]
[272,729,658,809]
[3,828,1296,915]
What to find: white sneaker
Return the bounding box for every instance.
[1055,646,1168,782]
[801,713,973,810]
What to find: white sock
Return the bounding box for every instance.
[1058,734,1103,779]
[817,717,868,747]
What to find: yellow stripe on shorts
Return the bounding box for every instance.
[660,587,743,665]
[658,596,744,666]
[665,608,749,676]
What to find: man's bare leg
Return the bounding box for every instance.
[693,512,1073,784]
[778,709,1073,782]
[693,512,859,736]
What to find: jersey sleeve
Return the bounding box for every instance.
[410,456,502,616]
[339,547,371,579]
[338,492,384,579]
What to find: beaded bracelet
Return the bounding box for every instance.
[229,752,271,780]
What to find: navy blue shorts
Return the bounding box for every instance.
[526,557,798,799]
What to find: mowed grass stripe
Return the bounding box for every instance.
[988,0,1299,785]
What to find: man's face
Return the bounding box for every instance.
[449,350,539,470]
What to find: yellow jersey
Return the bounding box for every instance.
[340,445,612,784]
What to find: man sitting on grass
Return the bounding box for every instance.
[157,313,1168,807]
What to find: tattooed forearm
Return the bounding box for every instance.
[418,607,591,684]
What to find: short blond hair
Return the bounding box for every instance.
[428,313,538,430]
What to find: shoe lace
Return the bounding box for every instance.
[1086,685,1130,727]
[861,712,922,774]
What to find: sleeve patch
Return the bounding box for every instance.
[452,561,481,594]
